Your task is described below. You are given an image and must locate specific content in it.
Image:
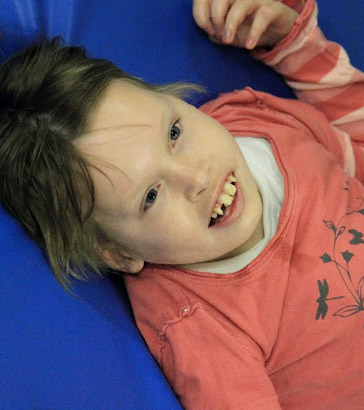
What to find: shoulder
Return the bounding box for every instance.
[124,264,201,330]
[124,264,205,362]
[200,87,342,158]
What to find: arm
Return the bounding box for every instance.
[193,0,364,176]
[158,305,281,410]
[253,0,364,143]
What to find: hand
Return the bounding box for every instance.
[193,0,299,50]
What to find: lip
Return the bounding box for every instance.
[208,172,244,229]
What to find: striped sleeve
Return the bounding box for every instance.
[254,0,364,176]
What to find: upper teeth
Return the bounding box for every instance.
[219,193,233,206]
[223,182,236,196]
[211,174,237,219]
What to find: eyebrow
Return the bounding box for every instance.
[132,99,173,217]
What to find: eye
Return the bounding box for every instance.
[170,121,181,143]
[144,187,158,210]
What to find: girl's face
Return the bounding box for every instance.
[76,80,263,270]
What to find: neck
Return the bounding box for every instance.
[214,215,265,261]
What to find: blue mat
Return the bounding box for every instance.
[0,1,363,409]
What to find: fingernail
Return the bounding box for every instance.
[223,29,231,42]
[246,37,255,49]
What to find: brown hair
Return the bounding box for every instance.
[0,36,203,290]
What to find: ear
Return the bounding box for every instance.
[100,248,144,274]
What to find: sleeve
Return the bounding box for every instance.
[157,304,281,410]
[253,0,364,177]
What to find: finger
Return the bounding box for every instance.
[193,0,216,36]
[224,0,255,44]
[208,34,225,45]
[210,0,231,37]
[246,4,278,49]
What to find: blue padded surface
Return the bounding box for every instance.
[0,0,363,409]
[0,207,182,409]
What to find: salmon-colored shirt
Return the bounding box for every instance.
[125,1,364,409]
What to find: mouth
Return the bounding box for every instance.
[208,172,242,228]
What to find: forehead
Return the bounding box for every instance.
[75,81,171,219]
[90,80,169,131]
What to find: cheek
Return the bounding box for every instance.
[154,210,201,242]
[133,211,202,258]
[202,120,237,152]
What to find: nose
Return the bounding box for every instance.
[170,160,210,202]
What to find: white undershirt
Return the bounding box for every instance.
[180,137,284,274]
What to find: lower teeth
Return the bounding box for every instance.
[209,205,226,226]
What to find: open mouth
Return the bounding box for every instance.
[209,173,237,227]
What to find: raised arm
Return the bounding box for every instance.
[193,0,364,172]
[253,0,364,142]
